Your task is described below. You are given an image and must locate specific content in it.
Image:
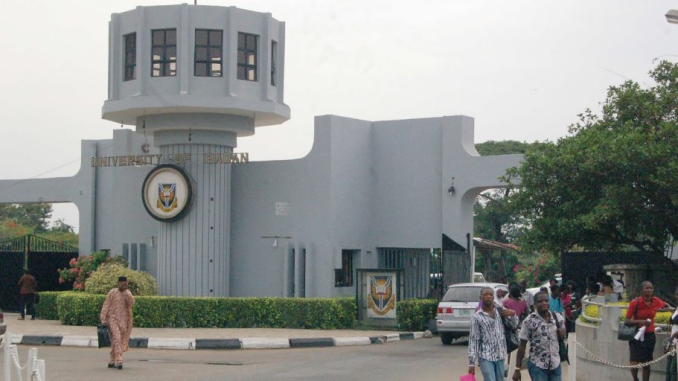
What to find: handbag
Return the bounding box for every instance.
[618,298,639,341]
[552,312,569,364]
[499,306,520,353]
[97,325,111,348]
[459,373,476,381]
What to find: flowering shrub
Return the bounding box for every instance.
[514,252,561,287]
[58,251,127,291]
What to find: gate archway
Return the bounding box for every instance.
[0,235,78,311]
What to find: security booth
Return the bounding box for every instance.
[356,268,405,327]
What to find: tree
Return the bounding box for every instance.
[0,203,52,233]
[505,61,678,255]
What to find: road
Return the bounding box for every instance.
[5,337,473,381]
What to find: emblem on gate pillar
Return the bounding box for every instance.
[142,164,193,222]
[367,273,396,318]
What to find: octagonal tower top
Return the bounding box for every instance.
[102,4,289,138]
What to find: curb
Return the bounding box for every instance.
[7,332,426,351]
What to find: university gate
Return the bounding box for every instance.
[0,235,78,311]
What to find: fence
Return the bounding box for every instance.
[2,330,46,381]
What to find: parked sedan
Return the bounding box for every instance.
[436,282,508,345]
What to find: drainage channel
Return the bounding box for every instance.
[139,359,244,366]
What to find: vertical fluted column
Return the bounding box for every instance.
[157,144,231,297]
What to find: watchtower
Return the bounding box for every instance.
[102,4,289,296]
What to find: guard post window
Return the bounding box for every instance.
[194,29,222,77]
[123,33,136,81]
[271,40,277,86]
[237,32,258,81]
[335,250,355,287]
[151,29,177,77]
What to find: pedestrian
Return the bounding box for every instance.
[468,287,517,381]
[17,269,38,320]
[519,280,534,313]
[504,283,529,324]
[624,281,674,381]
[565,281,580,332]
[666,285,678,381]
[100,276,135,370]
[512,291,567,381]
[549,284,564,314]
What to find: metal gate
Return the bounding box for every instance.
[0,235,78,311]
[377,248,432,299]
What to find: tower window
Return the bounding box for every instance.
[194,29,222,77]
[271,40,277,86]
[151,29,177,77]
[124,33,136,81]
[237,32,258,81]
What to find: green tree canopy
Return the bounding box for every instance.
[506,61,678,254]
[0,203,52,233]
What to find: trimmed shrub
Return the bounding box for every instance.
[85,263,158,296]
[55,292,357,329]
[397,299,437,331]
[35,291,60,320]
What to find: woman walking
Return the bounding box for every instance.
[624,281,673,381]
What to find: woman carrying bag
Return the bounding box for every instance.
[624,281,673,381]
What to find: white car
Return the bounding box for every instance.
[436,282,508,345]
[527,274,562,296]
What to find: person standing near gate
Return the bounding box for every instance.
[100,276,135,370]
[468,287,517,381]
[17,269,37,320]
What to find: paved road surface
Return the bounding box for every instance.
[5,337,470,381]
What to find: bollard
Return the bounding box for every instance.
[36,359,45,381]
[26,348,36,381]
[4,332,10,381]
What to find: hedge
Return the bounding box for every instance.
[397,299,437,331]
[35,291,60,320]
[42,292,356,329]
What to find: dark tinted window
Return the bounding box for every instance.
[151,29,177,77]
[194,29,222,77]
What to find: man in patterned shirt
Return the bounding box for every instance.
[512,291,566,381]
[468,287,517,381]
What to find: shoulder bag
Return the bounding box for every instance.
[498,306,520,353]
[552,312,569,364]
[618,298,640,341]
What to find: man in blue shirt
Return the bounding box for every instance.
[549,284,564,313]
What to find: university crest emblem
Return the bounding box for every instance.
[367,275,395,316]
[157,183,178,212]
[142,165,193,222]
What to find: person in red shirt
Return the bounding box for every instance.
[624,281,675,381]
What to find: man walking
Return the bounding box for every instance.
[100,276,135,370]
[512,291,567,381]
[468,287,517,381]
[17,269,38,320]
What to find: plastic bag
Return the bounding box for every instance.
[460,374,476,381]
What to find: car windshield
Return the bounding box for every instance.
[442,286,485,303]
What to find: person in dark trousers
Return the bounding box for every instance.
[17,269,38,320]
[625,281,674,381]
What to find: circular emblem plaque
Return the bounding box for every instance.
[141,164,193,222]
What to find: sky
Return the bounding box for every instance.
[1,0,677,233]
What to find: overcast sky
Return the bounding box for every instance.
[1,0,677,232]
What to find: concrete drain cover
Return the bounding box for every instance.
[139,359,244,366]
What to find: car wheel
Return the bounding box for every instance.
[440,333,454,345]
